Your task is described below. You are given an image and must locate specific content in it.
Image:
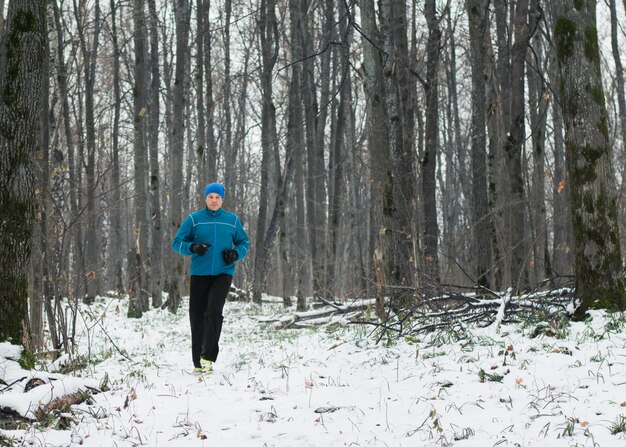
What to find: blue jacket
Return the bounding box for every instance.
[172,207,250,276]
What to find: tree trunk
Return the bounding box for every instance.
[378,0,417,305]
[109,0,124,294]
[287,0,306,308]
[203,0,217,180]
[608,0,626,260]
[195,0,207,188]
[360,0,395,316]
[31,32,51,351]
[467,0,493,289]
[76,0,102,303]
[504,0,530,290]
[422,0,443,286]
[527,0,548,285]
[311,0,331,298]
[553,0,626,316]
[0,0,47,344]
[166,0,191,314]
[549,47,574,284]
[252,0,279,303]
[147,0,162,307]
[128,0,149,318]
[222,0,235,200]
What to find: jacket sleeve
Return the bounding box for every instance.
[233,216,250,261]
[172,215,194,256]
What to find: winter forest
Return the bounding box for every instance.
[2,0,626,444]
[2,0,626,345]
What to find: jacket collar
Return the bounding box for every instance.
[204,206,223,217]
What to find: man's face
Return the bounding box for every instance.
[205,193,223,211]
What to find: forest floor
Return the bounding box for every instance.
[1,294,625,446]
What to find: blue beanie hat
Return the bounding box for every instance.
[204,182,225,200]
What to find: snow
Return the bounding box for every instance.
[1,296,625,446]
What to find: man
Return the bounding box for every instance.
[172,182,250,372]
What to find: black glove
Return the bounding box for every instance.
[190,243,209,256]
[222,249,238,264]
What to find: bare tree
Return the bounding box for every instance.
[421,0,444,286]
[128,0,149,318]
[467,0,493,288]
[252,0,279,304]
[74,0,103,303]
[165,0,191,314]
[360,0,396,314]
[147,0,163,308]
[109,0,124,294]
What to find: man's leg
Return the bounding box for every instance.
[201,274,233,362]
[189,275,211,368]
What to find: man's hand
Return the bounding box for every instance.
[190,243,209,256]
[222,249,238,264]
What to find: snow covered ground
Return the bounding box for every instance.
[1,295,625,446]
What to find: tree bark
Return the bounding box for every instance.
[128,0,149,318]
[504,0,530,290]
[147,0,162,308]
[527,0,548,285]
[75,0,102,302]
[109,0,124,294]
[467,0,493,288]
[553,0,626,316]
[0,0,47,344]
[360,0,395,315]
[378,0,417,305]
[166,0,191,314]
[252,0,279,303]
[608,0,626,260]
[223,0,235,201]
[422,0,443,286]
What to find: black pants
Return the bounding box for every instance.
[189,274,232,367]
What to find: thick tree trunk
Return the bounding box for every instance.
[0,0,47,344]
[608,0,626,260]
[553,0,626,316]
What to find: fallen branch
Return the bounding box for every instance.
[270,299,377,329]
